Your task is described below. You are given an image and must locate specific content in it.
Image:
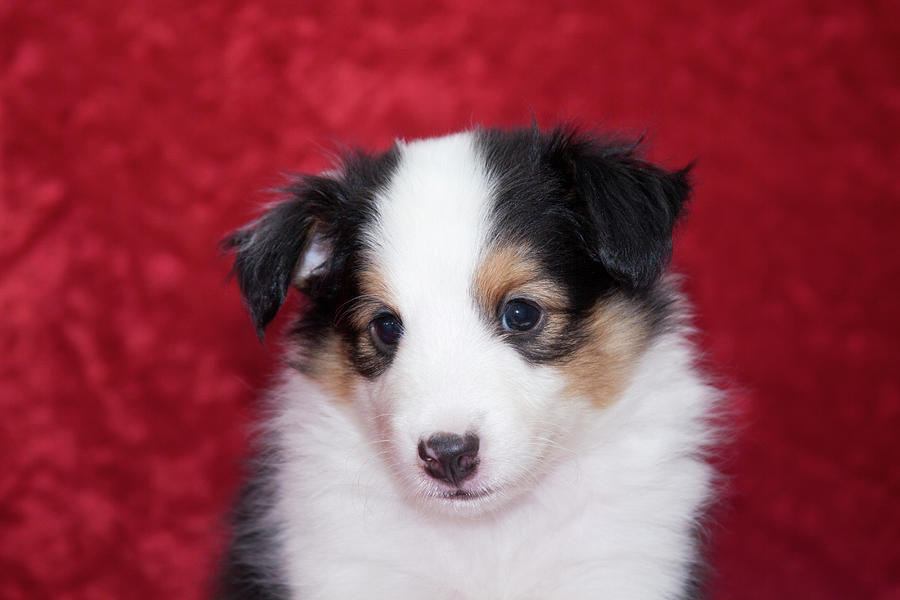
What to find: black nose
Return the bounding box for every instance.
[418,432,480,486]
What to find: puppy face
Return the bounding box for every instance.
[225,127,689,515]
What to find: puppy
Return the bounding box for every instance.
[220,126,718,599]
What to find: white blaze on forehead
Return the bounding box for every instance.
[364,132,493,318]
[359,132,578,480]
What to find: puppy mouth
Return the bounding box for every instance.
[432,487,494,501]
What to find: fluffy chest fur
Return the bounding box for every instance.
[221,126,717,600]
[273,336,712,600]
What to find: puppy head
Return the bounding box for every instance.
[225,126,690,515]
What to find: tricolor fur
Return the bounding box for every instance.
[220,126,719,599]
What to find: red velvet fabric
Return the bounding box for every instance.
[3,1,899,598]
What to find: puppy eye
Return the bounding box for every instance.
[369,312,403,353]
[501,299,542,332]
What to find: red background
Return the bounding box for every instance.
[3,1,899,598]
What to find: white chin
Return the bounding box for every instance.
[415,482,515,516]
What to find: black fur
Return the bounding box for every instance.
[678,516,713,600]
[225,127,688,361]
[680,559,709,600]
[220,150,401,593]
[476,125,691,362]
[220,127,698,597]
[217,459,288,600]
[223,148,399,341]
[477,125,690,293]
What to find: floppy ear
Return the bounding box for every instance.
[222,175,343,339]
[567,138,692,290]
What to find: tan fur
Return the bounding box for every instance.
[472,245,568,315]
[303,332,359,403]
[303,263,398,398]
[559,297,650,407]
[305,246,648,408]
[474,244,649,409]
[351,265,398,328]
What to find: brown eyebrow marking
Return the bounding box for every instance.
[342,263,399,329]
[471,244,568,317]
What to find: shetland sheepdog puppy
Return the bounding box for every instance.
[220,125,719,600]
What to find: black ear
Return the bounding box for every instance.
[567,137,692,290]
[222,175,343,339]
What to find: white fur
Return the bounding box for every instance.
[295,233,331,281]
[257,132,717,599]
[269,332,715,599]
[358,133,580,513]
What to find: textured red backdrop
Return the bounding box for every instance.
[3,1,899,598]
